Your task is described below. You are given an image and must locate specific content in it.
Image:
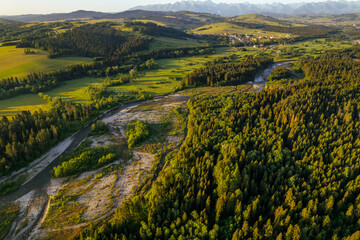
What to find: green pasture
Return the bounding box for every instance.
[241,38,354,61]
[191,22,290,38]
[0,94,50,118]
[45,77,103,103]
[0,45,92,79]
[147,37,207,51]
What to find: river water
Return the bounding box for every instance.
[253,62,288,93]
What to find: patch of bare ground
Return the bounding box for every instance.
[114,151,154,208]
[78,173,117,221]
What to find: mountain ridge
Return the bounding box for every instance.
[3,1,360,22]
[131,0,360,16]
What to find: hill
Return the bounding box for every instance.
[104,10,225,30]
[2,10,108,22]
[191,14,334,40]
[0,18,19,25]
[279,13,360,26]
[232,14,298,27]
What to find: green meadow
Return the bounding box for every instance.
[0,45,92,79]
[45,77,104,103]
[191,22,290,38]
[146,37,208,51]
[0,94,50,118]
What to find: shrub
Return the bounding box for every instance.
[89,121,109,136]
[53,146,117,178]
[125,120,149,148]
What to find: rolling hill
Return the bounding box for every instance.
[104,10,225,30]
[278,13,360,26]
[0,10,225,30]
[1,10,108,22]
[0,18,19,25]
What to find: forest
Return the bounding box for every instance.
[182,55,273,86]
[18,23,151,58]
[0,100,93,176]
[78,49,360,239]
[124,22,191,39]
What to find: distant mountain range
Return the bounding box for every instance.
[131,0,360,16]
[3,0,360,22]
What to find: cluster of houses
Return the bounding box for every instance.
[222,32,291,45]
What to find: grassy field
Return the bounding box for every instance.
[0,94,50,118]
[147,37,208,51]
[191,21,290,38]
[45,77,103,103]
[267,38,354,61]
[111,47,240,96]
[232,14,305,27]
[0,77,103,117]
[0,45,92,79]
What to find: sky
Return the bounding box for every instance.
[0,0,330,15]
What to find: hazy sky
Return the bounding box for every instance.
[0,0,330,15]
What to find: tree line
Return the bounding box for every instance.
[0,100,93,176]
[182,55,273,86]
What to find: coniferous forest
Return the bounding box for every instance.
[79,50,360,240]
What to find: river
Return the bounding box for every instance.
[253,62,288,93]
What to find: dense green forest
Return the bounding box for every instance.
[18,23,151,58]
[53,145,117,178]
[182,56,273,86]
[0,21,72,43]
[0,100,92,176]
[124,22,191,39]
[79,50,360,239]
[268,66,293,82]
